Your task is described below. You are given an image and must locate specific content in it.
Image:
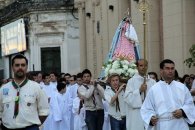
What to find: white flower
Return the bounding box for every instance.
[129,63,136,67]
[109,69,116,74]
[103,59,137,78]
[124,60,129,65]
[120,60,125,65]
[107,64,112,69]
[112,63,120,69]
[127,68,134,74]
[113,60,119,66]
[122,65,128,70]
[125,72,129,77]
[115,69,123,75]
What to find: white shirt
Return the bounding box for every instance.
[72,97,87,130]
[124,73,156,108]
[0,80,49,129]
[50,81,57,92]
[104,85,126,120]
[43,91,70,130]
[41,83,54,99]
[141,80,195,130]
[192,80,195,88]
[78,84,104,111]
[190,79,195,101]
[102,100,111,130]
[70,83,79,99]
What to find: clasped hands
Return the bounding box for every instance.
[150,109,183,126]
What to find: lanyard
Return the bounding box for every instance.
[111,87,120,112]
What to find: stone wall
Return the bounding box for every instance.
[28,11,80,74]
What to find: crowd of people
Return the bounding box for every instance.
[0,54,195,130]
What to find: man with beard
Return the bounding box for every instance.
[78,69,105,130]
[0,54,49,130]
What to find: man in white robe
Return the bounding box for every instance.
[190,79,195,102]
[43,83,70,130]
[60,85,71,130]
[49,72,58,92]
[102,100,111,130]
[140,59,195,130]
[41,73,53,101]
[66,75,79,130]
[69,75,79,99]
[124,59,156,130]
[72,94,87,130]
[42,82,70,130]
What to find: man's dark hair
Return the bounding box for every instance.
[50,72,58,77]
[64,73,71,77]
[57,82,66,92]
[36,71,43,76]
[76,73,82,79]
[148,72,159,81]
[71,75,77,81]
[181,74,190,83]
[160,59,175,69]
[12,54,28,66]
[58,78,66,83]
[82,69,92,77]
[42,73,50,79]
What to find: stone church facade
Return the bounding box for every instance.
[75,0,195,78]
[0,0,194,79]
[0,0,80,78]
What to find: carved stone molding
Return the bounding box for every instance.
[0,0,72,25]
[74,1,85,9]
[92,0,100,6]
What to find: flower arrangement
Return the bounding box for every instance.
[103,58,138,79]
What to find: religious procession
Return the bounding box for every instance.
[0,0,195,130]
[0,13,195,130]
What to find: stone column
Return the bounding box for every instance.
[75,0,87,70]
[162,0,195,75]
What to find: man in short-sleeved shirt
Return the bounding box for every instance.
[0,54,49,130]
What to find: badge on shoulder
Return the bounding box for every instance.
[3,88,9,95]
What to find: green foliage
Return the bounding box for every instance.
[184,44,195,68]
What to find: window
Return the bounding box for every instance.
[41,47,61,74]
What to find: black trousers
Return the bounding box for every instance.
[85,109,104,130]
[1,124,39,130]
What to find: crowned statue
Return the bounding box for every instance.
[100,17,141,80]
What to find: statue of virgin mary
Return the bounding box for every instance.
[100,17,141,79]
